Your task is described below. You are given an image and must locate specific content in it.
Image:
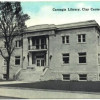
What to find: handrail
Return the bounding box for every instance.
[41,67,49,76]
[13,68,22,80]
[28,44,47,50]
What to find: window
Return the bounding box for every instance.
[79,52,86,63]
[63,74,70,80]
[41,38,46,49]
[98,36,100,45]
[3,74,7,79]
[79,74,87,80]
[78,34,86,43]
[62,36,69,44]
[4,57,7,65]
[15,56,20,65]
[36,55,45,66]
[15,40,22,47]
[98,54,100,64]
[4,59,7,65]
[32,37,46,49]
[4,41,6,48]
[62,53,69,64]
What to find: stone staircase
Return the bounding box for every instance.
[40,68,54,81]
[16,67,48,82]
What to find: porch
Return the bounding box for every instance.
[27,51,49,71]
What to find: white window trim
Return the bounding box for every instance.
[15,40,21,48]
[62,35,70,44]
[79,74,87,81]
[77,34,86,43]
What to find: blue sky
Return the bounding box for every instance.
[21,1,100,26]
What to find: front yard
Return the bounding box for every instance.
[0,80,100,92]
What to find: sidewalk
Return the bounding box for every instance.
[0,81,31,85]
[1,86,100,99]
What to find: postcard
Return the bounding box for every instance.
[0,1,100,99]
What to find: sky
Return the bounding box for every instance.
[21,1,100,27]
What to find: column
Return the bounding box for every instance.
[29,37,32,49]
[29,52,32,66]
[23,37,28,69]
[46,37,49,67]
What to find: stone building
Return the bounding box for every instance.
[0,20,100,81]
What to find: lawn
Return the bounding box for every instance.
[0,80,100,92]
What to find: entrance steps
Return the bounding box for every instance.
[17,67,45,82]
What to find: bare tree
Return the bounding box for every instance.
[0,2,29,80]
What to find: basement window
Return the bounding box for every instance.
[79,74,87,80]
[63,74,70,80]
[3,74,7,79]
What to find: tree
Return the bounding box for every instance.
[0,2,30,80]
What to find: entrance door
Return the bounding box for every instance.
[36,55,45,67]
[36,59,45,66]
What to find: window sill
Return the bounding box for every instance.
[15,65,20,66]
[2,65,6,67]
[77,42,86,44]
[62,43,70,45]
[62,80,70,81]
[77,63,87,65]
[61,64,69,66]
[15,47,21,49]
[79,80,87,81]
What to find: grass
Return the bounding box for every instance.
[1,80,100,92]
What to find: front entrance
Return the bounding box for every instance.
[36,55,45,67]
[29,52,46,67]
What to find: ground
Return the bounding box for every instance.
[0,80,100,99]
[1,87,100,99]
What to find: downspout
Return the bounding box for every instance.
[22,34,23,68]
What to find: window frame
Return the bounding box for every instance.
[4,59,7,66]
[98,54,100,65]
[15,56,20,65]
[62,74,70,81]
[62,35,69,44]
[15,40,22,48]
[4,41,7,48]
[78,52,86,64]
[79,74,87,81]
[78,34,86,43]
[62,53,69,64]
[32,37,46,49]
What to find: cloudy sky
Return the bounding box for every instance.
[21,1,100,27]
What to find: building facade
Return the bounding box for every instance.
[0,20,100,81]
